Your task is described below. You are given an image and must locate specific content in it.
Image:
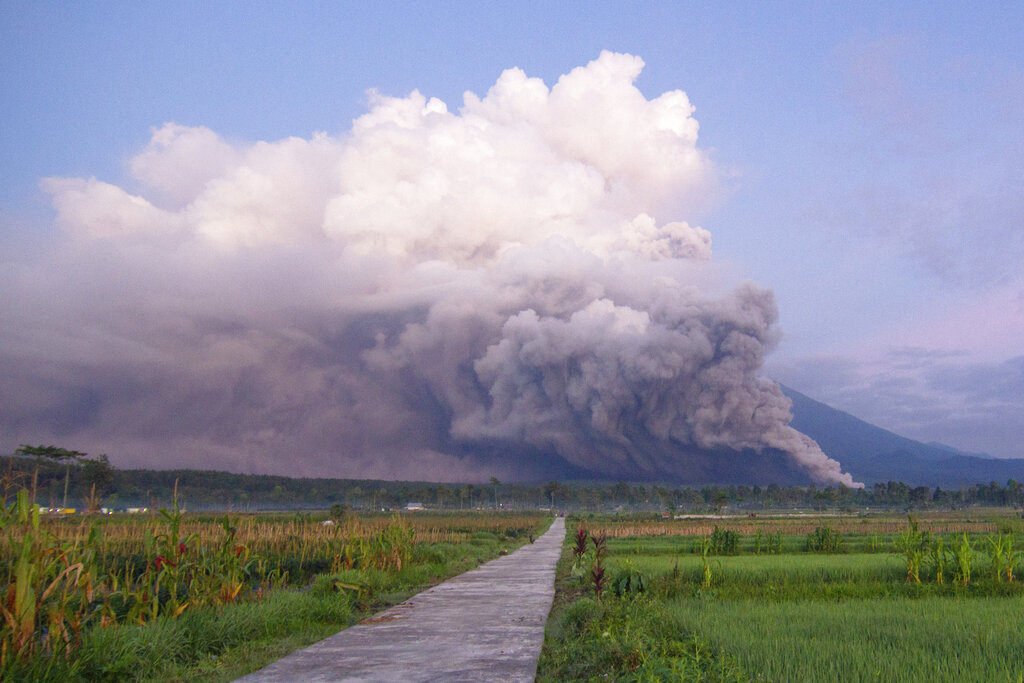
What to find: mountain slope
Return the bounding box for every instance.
[783,385,1024,487]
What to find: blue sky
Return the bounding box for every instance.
[2,1,1022,475]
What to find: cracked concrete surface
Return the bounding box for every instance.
[236,515,565,682]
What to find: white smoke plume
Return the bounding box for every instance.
[1,51,859,486]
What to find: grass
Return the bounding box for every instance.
[539,513,1024,682]
[80,587,349,682]
[681,596,1024,682]
[539,593,750,682]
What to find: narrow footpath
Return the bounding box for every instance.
[236,515,566,682]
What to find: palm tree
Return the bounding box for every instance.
[16,444,86,509]
[489,477,500,510]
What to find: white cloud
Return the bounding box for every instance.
[41,177,185,238]
[129,123,240,205]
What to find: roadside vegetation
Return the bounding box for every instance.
[0,478,549,681]
[538,512,1024,681]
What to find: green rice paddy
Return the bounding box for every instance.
[539,513,1024,682]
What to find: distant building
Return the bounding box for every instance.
[404,502,425,511]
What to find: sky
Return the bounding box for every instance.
[1,1,1022,480]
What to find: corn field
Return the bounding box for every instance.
[0,485,542,669]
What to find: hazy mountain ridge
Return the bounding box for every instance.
[782,385,1024,487]
[924,441,994,459]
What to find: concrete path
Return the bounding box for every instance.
[237,516,566,682]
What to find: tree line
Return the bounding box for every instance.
[4,446,1023,512]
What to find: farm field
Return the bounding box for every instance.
[0,489,550,682]
[538,511,1024,682]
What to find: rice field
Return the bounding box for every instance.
[679,596,1024,682]
[539,511,1024,682]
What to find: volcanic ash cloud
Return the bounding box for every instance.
[9,51,859,487]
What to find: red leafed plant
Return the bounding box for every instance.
[573,525,589,559]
